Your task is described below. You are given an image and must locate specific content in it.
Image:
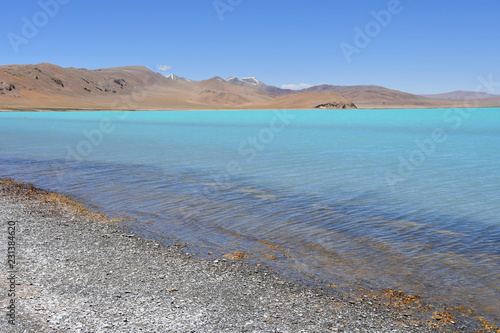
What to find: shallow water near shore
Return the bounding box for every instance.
[1,109,499,322]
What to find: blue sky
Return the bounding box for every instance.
[0,0,499,94]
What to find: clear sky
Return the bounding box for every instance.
[0,0,499,94]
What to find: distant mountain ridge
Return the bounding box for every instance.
[167,74,295,96]
[0,64,356,110]
[1,63,499,110]
[420,90,499,100]
[225,76,263,87]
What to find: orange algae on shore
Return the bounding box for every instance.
[431,311,456,325]
[381,289,423,308]
[263,254,277,260]
[0,178,120,223]
[222,250,248,260]
[478,317,500,333]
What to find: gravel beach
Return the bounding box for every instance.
[0,179,494,332]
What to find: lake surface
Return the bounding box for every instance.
[1,108,499,321]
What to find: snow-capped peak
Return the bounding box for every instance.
[166,74,191,82]
[241,77,261,85]
[224,76,263,87]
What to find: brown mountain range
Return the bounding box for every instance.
[0,63,498,111]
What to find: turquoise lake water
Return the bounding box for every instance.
[1,108,499,321]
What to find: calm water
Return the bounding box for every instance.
[1,109,499,321]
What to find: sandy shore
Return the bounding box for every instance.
[0,179,493,332]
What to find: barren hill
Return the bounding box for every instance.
[0,63,172,110]
[300,84,455,108]
[1,63,499,110]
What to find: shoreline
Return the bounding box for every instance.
[1,105,500,112]
[1,178,497,332]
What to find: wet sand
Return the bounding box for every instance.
[0,178,495,332]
